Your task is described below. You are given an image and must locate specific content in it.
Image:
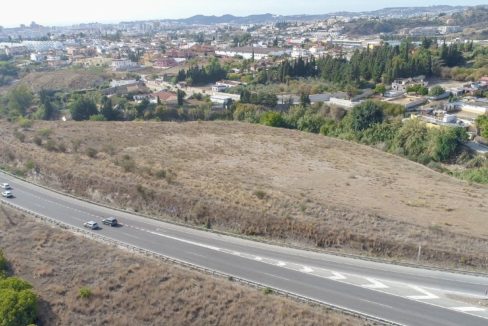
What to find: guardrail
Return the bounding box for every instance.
[0,198,397,326]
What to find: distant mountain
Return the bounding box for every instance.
[160,5,470,26]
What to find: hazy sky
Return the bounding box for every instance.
[1,0,487,27]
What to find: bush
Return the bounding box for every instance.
[71,139,81,153]
[37,128,53,139]
[57,142,67,153]
[44,139,57,152]
[429,85,446,97]
[349,101,384,132]
[319,119,338,136]
[85,147,98,158]
[253,190,267,200]
[259,111,285,127]
[427,127,467,162]
[117,154,136,172]
[455,167,488,184]
[0,288,37,326]
[33,136,42,146]
[17,117,33,129]
[78,287,92,299]
[0,250,7,274]
[13,131,25,143]
[0,252,37,326]
[263,287,273,295]
[155,169,166,179]
[89,114,107,121]
[393,119,429,162]
[24,160,35,171]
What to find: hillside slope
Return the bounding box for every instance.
[0,120,487,269]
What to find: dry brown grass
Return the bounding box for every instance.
[1,120,488,269]
[0,68,110,94]
[0,204,362,326]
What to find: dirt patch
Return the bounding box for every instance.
[0,204,363,326]
[0,120,487,270]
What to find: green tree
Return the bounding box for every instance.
[70,96,98,121]
[427,127,467,162]
[100,96,118,121]
[429,85,446,97]
[393,119,430,162]
[177,89,185,106]
[300,92,311,107]
[476,115,488,138]
[374,84,386,95]
[349,101,384,132]
[0,288,37,326]
[38,89,58,120]
[7,85,33,117]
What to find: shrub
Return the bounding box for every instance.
[17,117,33,129]
[44,139,57,152]
[259,112,285,127]
[263,287,273,295]
[455,167,488,184]
[253,190,267,200]
[71,139,81,153]
[155,169,166,179]
[319,119,338,136]
[33,136,42,146]
[85,147,98,158]
[427,127,467,162]
[37,128,52,139]
[0,250,7,274]
[89,114,107,121]
[24,160,35,170]
[78,287,92,299]
[57,142,67,153]
[349,101,384,132]
[117,154,136,172]
[0,288,37,326]
[13,131,25,143]
[393,119,429,162]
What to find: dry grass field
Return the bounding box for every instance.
[1,120,488,269]
[0,205,362,326]
[0,68,110,94]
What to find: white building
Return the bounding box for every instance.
[111,59,139,71]
[215,47,289,60]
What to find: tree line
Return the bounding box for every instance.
[175,58,227,86]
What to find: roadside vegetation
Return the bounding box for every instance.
[1,120,487,270]
[0,249,38,326]
[0,205,362,326]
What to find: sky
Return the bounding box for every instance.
[1,0,487,27]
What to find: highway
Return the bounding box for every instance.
[2,171,488,325]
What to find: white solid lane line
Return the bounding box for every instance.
[453,307,486,312]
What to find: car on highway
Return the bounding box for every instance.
[1,183,11,190]
[1,190,13,198]
[102,217,118,226]
[83,221,99,230]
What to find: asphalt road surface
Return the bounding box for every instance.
[2,171,488,326]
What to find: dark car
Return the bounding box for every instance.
[102,217,118,226]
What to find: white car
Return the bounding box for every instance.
[2,191,13,198]
[1,183,11,190]
[83,221,99,230]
